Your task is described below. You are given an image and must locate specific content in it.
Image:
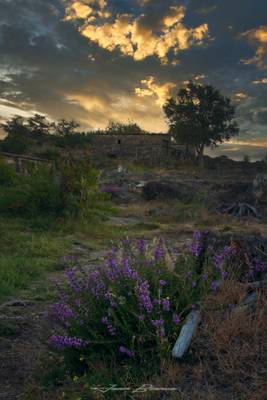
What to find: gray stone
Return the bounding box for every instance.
[142,180,194,201]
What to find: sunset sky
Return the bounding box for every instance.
[0,0,267,159]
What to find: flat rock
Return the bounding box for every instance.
[107,216,139,226]
[142,180,194,201]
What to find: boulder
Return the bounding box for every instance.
[142,180,193,201]
[253,173,267,205]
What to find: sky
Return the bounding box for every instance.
[0,0,267,160]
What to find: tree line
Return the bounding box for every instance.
[0,82,240,165]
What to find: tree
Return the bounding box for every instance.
[54,119,80,137]
[163,82,239,166]
[243,154,250,164]
[0,116,31,154]
[106,121,147,135]
[27,114,51,139]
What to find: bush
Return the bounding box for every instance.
[0,157,105,219]
[49,232,267,382]
[0,167,62,216]
[0,158,18,186]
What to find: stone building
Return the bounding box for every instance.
[88,133,190,165]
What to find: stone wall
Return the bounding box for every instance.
[89,134,190,165]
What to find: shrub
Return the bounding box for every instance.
[0,158,18,186]
[0,157,105,219]
[49,232,267,382]
[0,167,62,216]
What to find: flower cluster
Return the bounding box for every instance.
[188,230,208,257]
[49,232,266,375]
[214,245,238,270]
[49,335,84,349]
[119,346,134,357]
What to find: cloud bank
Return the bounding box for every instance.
[0,0,266,159]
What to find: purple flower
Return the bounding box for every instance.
[202,273,208,281]
[119,346,134,357]
[253,257,267,273]
[172,313,180,325]
[89,270,106,297]
[189,231,203,257]
[65,268,82,293]
[107,255,117,268]
[122,259,139,280]
[221,270,229,279]
[138,315,145,322]
[138,239,146,253]
[171,247,180,256]
[214,245,238,270]
[159,327,165,337]
[151,319,164,328]
[49,335,84,349]
[135,280,153,313]
[211,280,220,291]
[154,245,165,260]
[107,324,116,335]
[162,298,170,311]
[52,303,75,322]
[191,280,197,288]
[122,238,131,246]
[101,316,108,324]
[74,298,81,307]
[159,279,167,286]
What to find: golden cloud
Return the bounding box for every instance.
[241,25,267,69]
[235,91,249,100]
[81,14,135,56]
[65,1,210,63]
[65,90,168,131]
[253,77,267,84]
[64,0,107,20]
[135,76,176,106]
[229,139,267,147]
[163,6,185,28]
[65,1,93,20]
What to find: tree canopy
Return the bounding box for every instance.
[106,121,147,135]
[163,82,239,165]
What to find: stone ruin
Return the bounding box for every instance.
[88,133,192,166]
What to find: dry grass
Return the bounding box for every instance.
[141,281,267,400]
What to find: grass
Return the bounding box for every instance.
[0,210,137,303]
[0,216,69,302]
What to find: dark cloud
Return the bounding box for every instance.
[0,0,266,157]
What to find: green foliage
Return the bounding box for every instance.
[106,121,148,135]
[0,157,103,219]
[0,114,151,157]
[163,82,239,164]
[54,119,80,137]
[49,235,234,383]
[0,217,68,302]
[0,167,62,217]
[0,158,18,186]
